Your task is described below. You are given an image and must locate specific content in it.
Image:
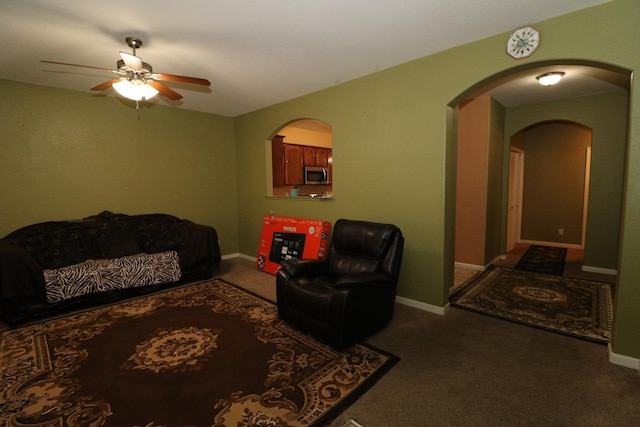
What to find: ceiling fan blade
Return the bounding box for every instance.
[148,80,183,100]
[41,60,115,72]
[153,73,211,87]
[90,78,122,92]
[119,51,143,71]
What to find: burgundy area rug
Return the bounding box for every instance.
[0,279,398,426]
[451,265,613,344]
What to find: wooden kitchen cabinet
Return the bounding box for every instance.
[272,136,303,186]
[303,146,330,167]
[272,136,286,187]
[314,148,330,167]
[284,144,304,185]
[303,147,316,166]
[272,136,332,187]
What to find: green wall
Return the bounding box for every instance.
[0,81,239,253]
[234,0,640,359]
[485,98,506,265]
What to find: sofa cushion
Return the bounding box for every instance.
[43,251,182,303]
[97,232,141,258]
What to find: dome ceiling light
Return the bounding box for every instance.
[537,71,565,86]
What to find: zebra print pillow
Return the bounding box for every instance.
[43,251,181,303]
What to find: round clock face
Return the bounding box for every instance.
[507,27,539,59]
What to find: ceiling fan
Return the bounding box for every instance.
[41,36,210,108]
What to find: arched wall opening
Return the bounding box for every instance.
[447,60,630,294]
[265,118,333,198]
[508,121,592,252]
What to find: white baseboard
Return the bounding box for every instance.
[225,253,450,316]
[454,262,486,271]
[224,253,638,369]
[582,265,617,276]
[222,253,256,261]
[519,239,583,250]
[608,343,640,370]
[395,296,448,315]
[238,253,257,261]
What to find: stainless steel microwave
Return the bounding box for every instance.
[304,166,329,185]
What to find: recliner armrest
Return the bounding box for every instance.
[280,259,330,277]
[335,272,395,288]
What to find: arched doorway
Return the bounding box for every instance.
[508,121,592,251]
[449,60,630,295]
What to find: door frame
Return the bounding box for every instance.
[506,148,524,252]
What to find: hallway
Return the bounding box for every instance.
[494,243,615,282]
[454,243,616,295]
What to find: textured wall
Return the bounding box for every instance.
[0,81,239,253]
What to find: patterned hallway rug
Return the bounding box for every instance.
[451,265,613,344]
[515,245,567,276]
[0,279,398,426]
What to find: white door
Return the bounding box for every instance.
[506,149,524,251]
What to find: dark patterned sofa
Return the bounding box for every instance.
[0,211,221,326]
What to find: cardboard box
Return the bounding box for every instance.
[256,214,332,275]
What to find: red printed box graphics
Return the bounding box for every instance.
[256,214,332,275]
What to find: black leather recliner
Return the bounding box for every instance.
[276,218,404,349]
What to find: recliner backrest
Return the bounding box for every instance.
[328,219,404,278]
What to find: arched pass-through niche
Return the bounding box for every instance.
[268,119,333,198]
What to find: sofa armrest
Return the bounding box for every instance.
[177,221,221,277]
[280,259,330,277]
[0,239,46,300]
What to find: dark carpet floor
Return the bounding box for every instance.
[220,258,640,427]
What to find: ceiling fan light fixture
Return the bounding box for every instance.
[112,78,159,101]
[42,37,209,108]
[537,71,565,86]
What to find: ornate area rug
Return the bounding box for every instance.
[515,245,567,276]
[451,266,613,344]
[0,279,398,426]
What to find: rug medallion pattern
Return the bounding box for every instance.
[0,279,397,426]
[451,266,613,344]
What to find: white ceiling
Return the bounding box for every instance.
[0,0,620,117]
[484,64,628,108]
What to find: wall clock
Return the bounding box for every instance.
[507,26,540,59]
